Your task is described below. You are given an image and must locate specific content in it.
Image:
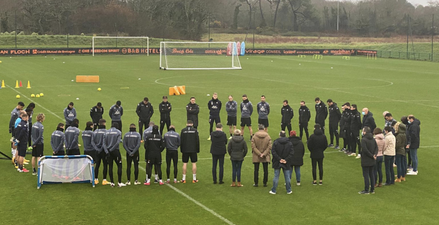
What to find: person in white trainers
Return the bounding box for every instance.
[406,115,420,175]
[123,124,142,185]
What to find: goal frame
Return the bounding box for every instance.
[92,36,149,56]
[159,41,242,70]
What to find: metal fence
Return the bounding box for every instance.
[377,50,439,62]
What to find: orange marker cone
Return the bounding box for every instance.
[26,81,31,89]
[19,80,23,87]
[15,80,19,88]
[1,80,5,88]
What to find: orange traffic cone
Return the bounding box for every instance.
[26,81,31,89]
[19,80,23,87]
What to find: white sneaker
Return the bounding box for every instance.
[118,183,127,187]
[110,183,115,187]
[134,180,141,185]
[407,171,418,175]
[125,181,131,186]
[207,136,211,141]
[269,190,276,195]
[287,191,293,194]
[296,182,301,186]
[229,136,232,140]
[349,153,356,157]
[355,154,361,159]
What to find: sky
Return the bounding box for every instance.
[408,0,433,6]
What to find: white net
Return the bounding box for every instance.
[38,156,94,189]
[160,42,242,70]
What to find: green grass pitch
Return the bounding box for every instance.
[0,54,438,224]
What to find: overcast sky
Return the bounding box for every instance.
[408,0,432,5]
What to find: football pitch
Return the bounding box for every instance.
[0,54,438,224]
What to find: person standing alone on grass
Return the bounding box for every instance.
[269,131,294,195]
[186,97,199,129]
[92,119,110,185]
[307,124,327,185]
[31,113,45,175]
[164,125,180,184]
[349,104,362,157]
[159,96,172,135]
[90,102,104,131]
[228,129,247,187]
[298,101,311,141]
[383,126,396,185]
[137,97,154,139]
[327,99,341,149]
[180,120,200,183]
[358,126,378,195]
[144,125,165,185]
[208,93,222,140]
[281,100,294,134]
[251,124,272,187]
[109,101,123,133]
[15,113,29,172]
[103,122,125,187]
[314,97,328,134]
[240,94,253,140]
[257,95,270,132]
[63,102,76,130]
[225,95,238,139]
[373,128,385,188]
[394,123,407,182]
[340,103,351,153]
[210,123,228,184]
[289,131,304,186]
[406,115,420,176]
[123,124,142,185]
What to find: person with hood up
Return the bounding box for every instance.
[109,100,123,133]
[289,131,304,186]
[210,123,228,184]
[269,131,294,195]
[251,124,272,187]
[228,129,247,187]
[307,124,327,185]
[373,128,385,187]
[394,122,407,182]
[358,126,378,194]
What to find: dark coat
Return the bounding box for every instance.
[350,109,362,132]
[315,102,328,126]
[271,137,294,169]
[289,136,305,166]
[360,133,378,167]
[307,129,328,159]
[144,133,164,161]
[340,109,351,138]
[228,135,248,161]
[210,130,228,155]
[407,119,421,149]
[281,105,294,123]
[328,103,341,125]
[299,106,311,124]
[362,111,376,132]
[180,126,200,153]
[186,103,199,127]
[136,101,154,122]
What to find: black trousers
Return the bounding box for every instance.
[95,151,108,179]
[254,162,269,185]
[166,150,178,179]
[28,123,32,146]
[112,121,122,133]
[209,116,221,135]
[147,162,162,180]
[329,123,339,146]
[126,152,139,181]
[108,150,123,184]
[139,120,149,139]
[160,118,171,135]
[299,122,309,140]
[212,154,225,182]
[311,158,324,181]
[92,122,99,131]
[281,122,292,134]
[362,166,375,192]
[349,131,361,154]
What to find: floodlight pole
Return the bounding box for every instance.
[432,14,435,62]
[337,1,339,32]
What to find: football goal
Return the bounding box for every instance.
[92,36,149,56]
[160,42,242,70]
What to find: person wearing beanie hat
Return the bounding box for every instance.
[63,102,76,130]
[164,125,180,183]
[109,100,124,133]
[90,102,104,131]
[289,130,305,186]
[123,123,142,185]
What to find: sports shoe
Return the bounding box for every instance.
[102,179,110,185]
[118,183,126,187]
[110,183,115,187]
[22,168,29,173]
[24,159,30,163]
[287,191,293,195]
[17,168,23,172]
[296,182,301,186]
[32,171,37,176]
[134,180,141,185]
[192,180,199,183]
[335,145,340,150]
[219,181,224,184]
[125,181,131,186]
[312,181,317,185]
[229,136,232,140]
[263,183,267,187]
[144,181,150,186]
[174,180,178,184]
[401,177,406,182]
[253,184,258,187]
[159,181,164,185]
[319,181,323,186]
[393,163,397,168]
[407,171,418,175]
[23,161,29,165]
[341,148,346,152]
[269,190,276,195]
[180,180,186,184]
[349,153,356,157]
[207,136,211,141]
[358,190,369,195]
[328,144,334,148]
[355,154,361,159]
[370,191,375,194]
[394,178,401,183]
[94,179,99,185]
[154,179,158,183]
[11,157,15,165]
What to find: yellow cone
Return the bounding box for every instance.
[26,81,31,89]
[15,80,19,88]
[1,80,4,88]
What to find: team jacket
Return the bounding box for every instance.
[299,106,311,124]
[315,102,328,125]
[180,126,200,153]
[207,98,222,117]
[90,106,104,123]
[257,102,270,119]
[144,133,164,160]
[281,105,294,123]
[186,103,199,127]
[350,110,362,132]
[164,130,181,151]
[51,130,65,153]
[159,101,172,121]
[63,107,77,125]
[92,127,107,153]
[136,101,154,122]
[240,100,253,118]
[340,109,351,131]
[15,120,29,148]
[123,130,141,156]
[82,129,94,152]
[225,100,238,117]
[328,103,341,125]
[31,121,44,145]
[65,126,80,150]
[109,105,123,121]
[103,127,122,153]
[143,126,161,141]
[9,107,20,132]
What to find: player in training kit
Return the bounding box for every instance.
[51,123,65,177]
[257,95,270,132]
[207,93,222,140]
[159,96,172,135]
[164,125,181,183]
[15,113,29,172]
[82,121,95,169]
[281,100,294,134]
[123,124,142,185]
[31,113,45,175]
[240,94,254,139]
[63,102,77,130]
[109,100,123,133]
[186,97,199,129]
[90,102,104,131]
[92,119,110,185]
[65,119,80,155]
[340,103,351,152]
[103,122,125,187]
[26,103,36,147]
[349,104,362,157]
[9,102,25,163]
[327,99,341,149]
[299,101,311,140]
[143,122,161,182]
[136,97,154,139]
[225,95,238,139]
[180,120,200,183]
[144,125,165,185]
[315,97,328,134]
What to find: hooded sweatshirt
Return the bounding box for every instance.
[307,129,328,159]
[65,125,80,150]
[374,133,385,157]
[240,99,253,118]
[271,137,294,170]
[82,127,94,152]
[395,123,407,155]
[92,126,107,153]
[289,136,305,166]
[51,128,65,153]
[123,128,141,156]
[103,127,121,153]
[251,130,272,163]
[225,100,238,117]
[164,129,180,151]
[208,98,222,117]
[210,130,228,155]
[257,101,270,119]
[383,132,396,156]
[31,121,44,145]
[228,135,248,161]
[63,106,77,125]
[109,105,123,121]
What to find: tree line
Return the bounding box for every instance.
[0,0,438,40]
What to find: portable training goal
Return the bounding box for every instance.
[159,41,242,70]
[92,36,149,56]
[37,155,95,189]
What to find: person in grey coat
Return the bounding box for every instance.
[63,102,76,129]
[228,129,247,187]
[31,113,45,175]
[123,123,142,185]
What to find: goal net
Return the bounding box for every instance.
[37,155,95,189]
[92,36,149,56]
[160,42,242,70]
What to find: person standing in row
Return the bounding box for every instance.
[340,103,351,152]
[228,129,247,187]
[123,124,142,185]
[240,94,253,139]
[90,102,104,131]
[63,102,76,130]
[82,121,96,175]
[251,124,272,187]
[136,97,154,139]
[180,120,200,183]
[26,103,36,147]
[406,115,420,176]
[210,123,228,184]
[358,126,378,195]
[225,95,238,139]
[92,119,110,185]
[51,123,65,178]
[298,101,311,140]
[307,124,327,185]
[31,113,45,175]
[289,131,304,186]
[65,119,80,155]
[104,122,125,187]
[362,108,376,135]
[15,113,29,173]
[314,97,328,134]
[383,126,396,185]
[349,104,362,157]
[373,128,385,188]
[159,96,172,135]
[9,102,25,162]
[186,97,199,129]
[257,95,270,132]
[164,125,180,184]
[269,131,294,195]
[394,122,407,182]
[327,99,341,149]
[280,100,294,134]
[144,125,164,185]
[109,100,123,133]
[207,93,222,140]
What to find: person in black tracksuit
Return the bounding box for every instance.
[90,102,104,131]
[208,93,222,139]
[349,104,362,156]
[281,100,294,134]
[180,120,200,183]
[307,124,327,185]
[327,99,341,149]
[144,125,165,185]
[186,97,200,129]
[298,101,311,140]
[340,103,351,152]
[137,97,154,139]
[159,96,172,135]
[314,97,328,134]
[26,103,35,147]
